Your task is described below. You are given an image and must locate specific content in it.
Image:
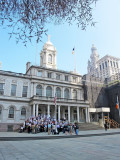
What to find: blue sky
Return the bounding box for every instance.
[0,0,120,75]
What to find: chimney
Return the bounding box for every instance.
[26,62,31,72]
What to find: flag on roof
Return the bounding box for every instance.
[72,47,75,54]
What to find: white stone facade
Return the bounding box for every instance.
[87,45,120,80]
[0,38,90,131]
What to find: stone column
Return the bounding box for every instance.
[68,106,70,123]
[102,112,104,123]
[43,107,46,118]
[77,106,79,122]
[36,104,38,117]
[71,108,74,122]
[31,83,34,97]
[58,105,60,121]
[85,107,88,123]
[87,107,90,123]
[53,86,56,97]
[33,104,35,117]
[62,107,65,119]
[33,83,36,96]
[47,104,50,117]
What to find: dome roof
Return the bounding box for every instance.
[43,36,56,51]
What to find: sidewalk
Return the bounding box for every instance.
[0,128,120,140]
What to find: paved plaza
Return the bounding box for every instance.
[0,129,120,160]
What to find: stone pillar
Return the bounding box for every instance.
[31,83,33,97]
[77,106,79,122]
[33,104,35,117]
[43,107,46,118]
[68,106,70,123]
[53,86,56,97]
[71,108,74,122]
[62,107,65,119]
[87,108,90,123]
[33,83,36,96]
[102,112,104,123]
[47,104,50,117]
[85,107,88,123]
[36,104,38,117]
[58,105,60,121]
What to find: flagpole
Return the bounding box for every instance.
[54,93,57,133]
[116,95,120,117]
[74,50,76,73]
[72,47,76,73]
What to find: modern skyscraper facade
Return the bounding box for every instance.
[87,45,120,80]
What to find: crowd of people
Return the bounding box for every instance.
[19,115,79,135]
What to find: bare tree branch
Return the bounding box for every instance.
[0,0,98,45]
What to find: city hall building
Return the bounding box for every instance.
[0,37,90,131]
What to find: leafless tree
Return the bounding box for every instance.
[0,0,98,45]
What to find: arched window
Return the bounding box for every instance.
[56,87,61,98]
[21,108,26,115]
[8,106,14,118]
[46,86,52,97]
[64,88,69,99]
[72,89,77,99]
[36,85,42,96]
[48,54,52,64]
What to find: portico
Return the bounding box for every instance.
[31,101,90,123]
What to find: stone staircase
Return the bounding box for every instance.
[78,122,104,131]
[104,116,120,128]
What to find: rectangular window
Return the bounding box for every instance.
[0,83,4,95]
[110,61,112,66]
[56,74,60,80]
[116,62,118,68]
[73,77,76,83]
[11,84,16,96]
[65,75,68,81]
[100,65,101,70]
[105,61,107,67]
[22,86,28,97]
[37,71,42,77]
[47,72,52,78]
[102,63,104,69]
[113,62,115,67]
